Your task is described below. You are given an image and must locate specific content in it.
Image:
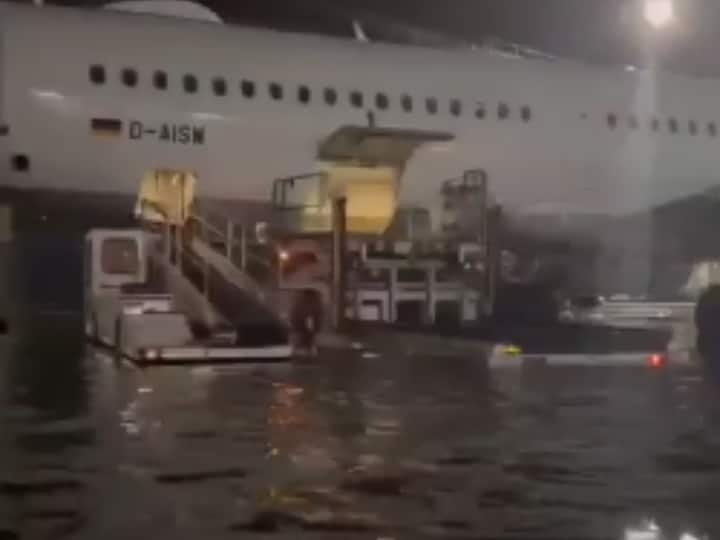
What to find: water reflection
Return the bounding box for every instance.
[4,319,720,537]
[624,518,707,540]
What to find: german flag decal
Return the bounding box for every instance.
[91,117,122,137]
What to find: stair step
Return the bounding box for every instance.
[212,325,237,343]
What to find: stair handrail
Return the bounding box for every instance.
[187,210,275,281]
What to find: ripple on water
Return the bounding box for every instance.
[154,467,246,485]
[0,479,85,497]
[655,451,720,474]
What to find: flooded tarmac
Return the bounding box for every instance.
[2,315,720,539]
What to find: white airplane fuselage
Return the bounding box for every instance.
[0,2,719,230]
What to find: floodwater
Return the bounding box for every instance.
[2,315,720,540]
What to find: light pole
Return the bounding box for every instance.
[643,0,674,29]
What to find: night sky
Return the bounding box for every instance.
[41,0,720,77]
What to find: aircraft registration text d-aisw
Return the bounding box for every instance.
[128,121,205,145]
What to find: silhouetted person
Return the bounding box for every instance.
[695,285,720,381]
[290,289,323,356]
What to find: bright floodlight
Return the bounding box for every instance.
[644,0,674,28]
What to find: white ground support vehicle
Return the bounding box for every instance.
[84,228,292,365]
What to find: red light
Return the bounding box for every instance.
[649,353,666,369]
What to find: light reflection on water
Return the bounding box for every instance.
[3,316,720,538]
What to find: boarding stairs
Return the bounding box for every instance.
[166,210,290,347]
[154,172,331,341]
[133,200,288,349]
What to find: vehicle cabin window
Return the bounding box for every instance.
[241,79,255,98]
[183,74,198,94]
[475,102,486,119]
[121,68,138,88]
[668,117,678,133]
[89,64,105,85]
[350,91,363,108]
[426,97,438,115]
[689,120,698,136]
[376,93,389,110]
[212,77,227,96]
[401,94,413,113]
[521,105,532,122]
[269,82,283,100]
[324,87,337,106]
[298,85,311,104]
[101,237,140,276]
[498,102,510,120]
[607,113,618,129]
[651,117,660,132]
[450,99,462,117]
[709,122,717,138]
[153,70,168,90]
[628,115,639,130]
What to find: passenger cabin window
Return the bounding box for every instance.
[669,117,678,133]
[89,64,105,85]
[324,87,337,106]
[269,82,283,100]
[101,238,140,276]
[689,120,698,136]
[376,93,389,110]
[298,85,311,104]
[450,99,462,117]
[241,79,255,98]
[651,117,660,132]
[498,102,510,120]
[628,115,638,130]
[607,113,618,129]
[212,77,227,96]
[11,154,29,172]
[153,70,168,90]
[121,68,138,88]
[401,94,413,113]
[709,122,717,138]
[521,105,532,122]
[475,102,486,119]
[183,74,198,94]
[426,97,438,115]
[350,91,363,108]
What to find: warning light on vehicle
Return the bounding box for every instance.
[501,344,522,357]
[648,353,665,369]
